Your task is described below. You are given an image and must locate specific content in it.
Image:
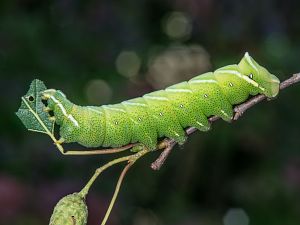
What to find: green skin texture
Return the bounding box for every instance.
[45,53,280,150]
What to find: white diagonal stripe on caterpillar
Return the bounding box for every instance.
[165,88,193,93]
[68,115,79,127]
[50,96,68,115]
[103,105,126,112]
[220,110,229,118]
[122,101,147,107]
[196,121,204,126]
[216,69,265,91]
[189,79,217,84]
[245,52,259,73]
[87,107,103,114]
[144,95,169,101]
[57,90,66,98]
[50,96,79,127]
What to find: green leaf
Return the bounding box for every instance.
[16,79,54,135]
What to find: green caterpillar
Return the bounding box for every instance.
[41,52,280,151]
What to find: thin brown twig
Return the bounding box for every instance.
[100,162,134,225]
[98,147,150,225]
[63,143,137,155]
[151,73,300,170]
[78,147,151,225]
[151,141,176,170]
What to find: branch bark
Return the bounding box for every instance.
[151,73,300,170]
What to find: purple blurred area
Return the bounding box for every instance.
[1,0,300,224]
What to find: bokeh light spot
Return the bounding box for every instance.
[147,45,211,89]
[85,79,113,105]
[163,12,192,40]
[116,51,141,78]
[223,208,249,225]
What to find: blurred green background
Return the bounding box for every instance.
[1,0,300,225]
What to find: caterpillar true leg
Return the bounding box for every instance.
[43,106,51,112]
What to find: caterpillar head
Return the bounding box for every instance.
[42,89,74,125]
[42,89,105,147]
[238,52,280,98]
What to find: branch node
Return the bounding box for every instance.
[233,107,243,120]
[151,141,176,171]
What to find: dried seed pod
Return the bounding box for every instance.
[49,192,88,225]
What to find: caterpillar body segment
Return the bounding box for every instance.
[42,52,280,151]
[214,65,253,105]
[165,81,211,132]
[101,104,133,148]
[144,90,187,144]
[121,98,158,150]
